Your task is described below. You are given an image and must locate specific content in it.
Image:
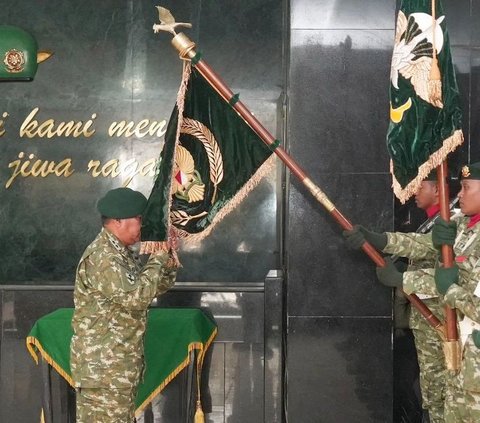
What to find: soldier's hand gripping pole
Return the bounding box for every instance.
[155,18,445,335]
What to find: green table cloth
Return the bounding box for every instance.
[26,307,217,414]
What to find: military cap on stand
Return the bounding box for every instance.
[461,162,480,180]
[97,188,148,219]
[0,25,52,81]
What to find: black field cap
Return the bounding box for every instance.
[424,170,437,181]
[461,162,480,180]
[97,188,147,219]
[424,169,451,183]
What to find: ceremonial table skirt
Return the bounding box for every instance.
[26,307,217,416]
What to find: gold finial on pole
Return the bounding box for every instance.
[152,6,196,60]
[171,33,197,60]
[152,6,192,36]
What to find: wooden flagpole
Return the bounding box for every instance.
[152,14,446,336]
[429,0,460,371]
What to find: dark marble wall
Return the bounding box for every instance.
[0,0,283,284]
[287,1,395,421]
[1,0,479,421]
[286,1,474,422]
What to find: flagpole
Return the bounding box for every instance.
[160,29,445,335]
[429,0,459,371]
[437,161,460,368]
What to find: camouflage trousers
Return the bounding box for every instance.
[444,372,480,423]
[76,387,137,423]
[411,304,446,423]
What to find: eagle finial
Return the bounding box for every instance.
[153,6,192,35]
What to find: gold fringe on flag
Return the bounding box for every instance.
[140,241,170,254]
[140,62,192,256]
[428,0,443,108]
[142,60,276,245]
[391,129,464,203]
[177,153,277,243]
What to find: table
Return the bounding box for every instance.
[26,307,217,421]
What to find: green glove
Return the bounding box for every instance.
[434,263,459,295]
[432,218,457,250]
[472,330,480,349]
[342,225,387,251]
[375,257,404,288]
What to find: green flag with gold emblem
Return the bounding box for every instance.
[388,0,463,203]
[141,63,275,251]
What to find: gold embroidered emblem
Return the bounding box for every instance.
[4,49,25,73]
[172,145,205,203]
[462,165,471,178]
[170,118,224,229]
[390,10,445,108]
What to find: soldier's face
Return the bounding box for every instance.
[415,181,438,210]
[117,215,142,246]
[459,180,480,216]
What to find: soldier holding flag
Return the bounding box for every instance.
[365,171,449,422]
[344,163,480,422]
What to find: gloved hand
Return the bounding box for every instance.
[472,330,480,349]
[342,225,387,251]
[376,257,404,288]
[434,262,459,295]
[432,217,457,250]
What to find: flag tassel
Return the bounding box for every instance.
[194,400,205,423]
[428,57,443,108]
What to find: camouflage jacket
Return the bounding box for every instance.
[70,228,177,389]
[384,215,480,391]
[400,225,444,330]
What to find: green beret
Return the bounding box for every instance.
[461,162,480,180]
[0,25,38,81]
[97,188,147,219]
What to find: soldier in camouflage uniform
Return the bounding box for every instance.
[345,176,447,422]
[398,178,447,423]
[70,187,178,423]
[345,162,480,422]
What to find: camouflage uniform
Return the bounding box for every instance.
[384,216,480,422]
[387,236,446,422]
[70,228,176,422]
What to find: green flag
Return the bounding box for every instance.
[388,0,463,203]
[141,63,275,251]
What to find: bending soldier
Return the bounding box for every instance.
[70,187,178,422]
